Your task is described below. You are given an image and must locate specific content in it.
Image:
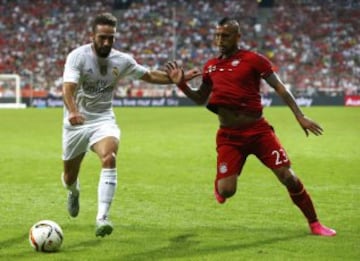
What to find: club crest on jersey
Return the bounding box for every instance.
[219,162,228,174]
[112,67,120,77]
[231,59,240,66]
[207,65,216,73]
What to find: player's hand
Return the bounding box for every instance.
[166,61,201,84]
[165,61,184,84]
[184,68,201,81]
[296,115,323,136]
[68,112,85,126]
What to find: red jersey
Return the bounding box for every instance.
[203,50,274,116]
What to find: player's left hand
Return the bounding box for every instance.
[184,68,201,81]
[296,115,323,136]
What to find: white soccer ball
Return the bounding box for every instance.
[29,220,64,252]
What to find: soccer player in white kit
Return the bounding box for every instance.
[62,12,199,237]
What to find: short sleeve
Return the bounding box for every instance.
[63,50,83,83]
[252,52,274,79]
[121,54,149,79]
[202,61,213,86]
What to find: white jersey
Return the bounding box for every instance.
[62,44,149,127]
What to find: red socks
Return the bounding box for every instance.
[287,180,318,224]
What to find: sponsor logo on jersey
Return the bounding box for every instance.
[207,65,216,73]
[231,59,240,66]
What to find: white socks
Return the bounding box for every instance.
[96,168,117,220]
[61,173,80,196]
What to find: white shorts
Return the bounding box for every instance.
[62,121,120,161]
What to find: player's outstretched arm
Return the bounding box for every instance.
[140,65,201,84]
[265,73,323,136]
[166,61,211,105]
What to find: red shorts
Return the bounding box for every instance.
[216,118,291,181]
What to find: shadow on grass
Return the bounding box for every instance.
[0,233,28,250]
[123,226,308,260]
[0,224,309,260]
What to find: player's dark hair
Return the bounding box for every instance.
[218,17,233,26]
[92,12,117,32]
[218,17,240,34]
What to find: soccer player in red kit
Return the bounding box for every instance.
[166,17,336,236]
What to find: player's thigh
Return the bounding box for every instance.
[216,144,246,192]
[90,122,120,157]
[91,136,119,157]
[216,144,245,179]
[62,127,90,161]
[253,130,291,169]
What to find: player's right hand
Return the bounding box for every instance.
[296,115,323,136]
[68,112,85,125]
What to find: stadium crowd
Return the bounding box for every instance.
[0,0,359,98]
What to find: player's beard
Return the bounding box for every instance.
[218,46,226,54]
[218,44,238,58]
[94,43,111,58]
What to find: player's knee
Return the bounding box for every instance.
[218,183,237,198]
[101,152,116,168]
[273,167,293,182]
[217,175,237,198]
[274,167,296,186]
[218,187,236,198]
[283,173,300,191]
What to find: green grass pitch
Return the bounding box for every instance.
[0,106,359,260]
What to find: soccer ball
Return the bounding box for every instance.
[29,220,63,252]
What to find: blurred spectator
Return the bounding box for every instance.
[0,0,358,97]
